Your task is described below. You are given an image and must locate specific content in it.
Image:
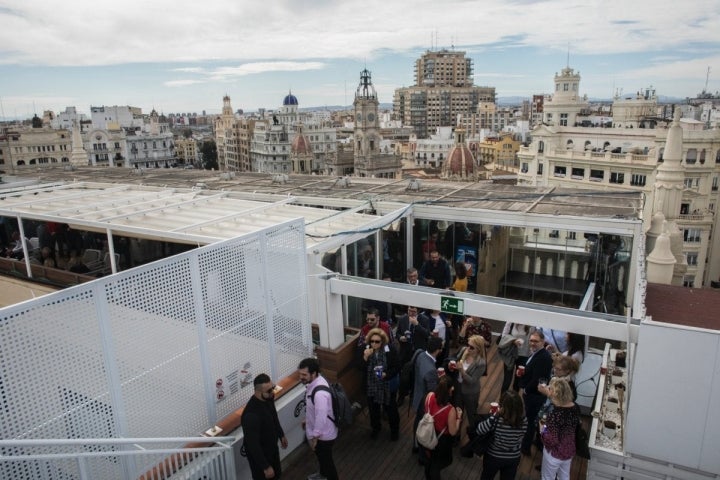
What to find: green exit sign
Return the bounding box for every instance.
[440,296,464,315]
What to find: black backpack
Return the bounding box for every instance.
[310,382,353,428]
[398,348,424,397]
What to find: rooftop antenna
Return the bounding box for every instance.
[566,43,570,68]
[704,66,711,93]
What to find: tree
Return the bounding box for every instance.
[200,140,218,170]
[182,128,192,139]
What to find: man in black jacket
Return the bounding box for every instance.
[241,374,288,479]
[518,330,553,455]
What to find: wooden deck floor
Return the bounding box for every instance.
[282,343,589,480]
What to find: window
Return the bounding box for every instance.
[686,148,697,164]
[630,174,646,186]
[537,163,544,175]
[610,172,624,184]
[566,231,577,240]
[686,253,698,266]
[560,114,568,126]
[590,169,604,181]
[683,228,701,243]
[554,166,566,177]
[549,230,559,238]
[521,162,529,173]
[563,83,569,91]
[713,177,719,191]
[684,177,699,189]
[571,167,584,179]
[683,276,695,288]
[538,141,545,153]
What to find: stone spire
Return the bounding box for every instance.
[653,109,684,220]
[69,120,88,166]
[650,109,687,285]
[646,221,676,285]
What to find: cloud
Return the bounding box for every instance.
[474,73,527,78]
[164,79,206,87]
[172,67,205,73]
[0,0,717,67]
[207,62,325,80]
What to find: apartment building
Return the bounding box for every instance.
[393,49,496,138]
[0,126,73,170]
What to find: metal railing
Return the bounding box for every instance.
[0,437,237,480]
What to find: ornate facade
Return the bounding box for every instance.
[518,66,720,287]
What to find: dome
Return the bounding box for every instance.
[283,91,299,106]
[441,128,477,180]
[291,133,312,155]
[444,144,476,176]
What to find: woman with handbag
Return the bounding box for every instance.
[362,328,401,440]
[422,376,462,480]
[455,335,487,426]
[478,390,528,480]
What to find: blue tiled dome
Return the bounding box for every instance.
[283,91,298,106]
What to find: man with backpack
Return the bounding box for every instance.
[298,358,338,480]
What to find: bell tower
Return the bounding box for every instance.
[353,69,381,171]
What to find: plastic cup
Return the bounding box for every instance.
[489,402,499,414]
[437,367,445,377]
[432,329,439,337]
[516,365,525,377]
[448,360,457,371]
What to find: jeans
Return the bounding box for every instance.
[541,447,571,480]
[315,440,338,480]
[480,454,520,480]
[368,394,400,435]
[522,392,545,452]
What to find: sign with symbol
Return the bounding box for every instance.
[440,296,464,315]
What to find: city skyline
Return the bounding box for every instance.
[0,0,719,119]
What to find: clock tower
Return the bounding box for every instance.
[354,69,381,170]
[352,68,401,178]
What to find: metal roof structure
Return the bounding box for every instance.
[0,167,645,251]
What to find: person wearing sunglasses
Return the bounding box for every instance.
[241,373,288,479]
[362,328,401,440]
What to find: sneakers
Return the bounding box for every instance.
[307,473,327,480]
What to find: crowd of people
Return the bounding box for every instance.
[241,246,588,480]
[242,314,586,480]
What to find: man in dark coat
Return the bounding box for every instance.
[241,373,288,479]
[395,305,432,364]
[518,330,553,455]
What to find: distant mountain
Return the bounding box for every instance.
[496,96,528,106]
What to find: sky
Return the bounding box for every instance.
[0,0,719,120]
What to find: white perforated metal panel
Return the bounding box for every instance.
[0,219,311,479]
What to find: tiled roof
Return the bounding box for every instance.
[645,282,720,331]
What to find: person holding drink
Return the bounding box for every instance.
[518,330,553,456]
[454,335,487,426]
[421,376,462,480]
[477,390,528,480]
[362,328,401,440]
[539,378,580,480]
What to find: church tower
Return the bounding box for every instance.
[353,69,381,175]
